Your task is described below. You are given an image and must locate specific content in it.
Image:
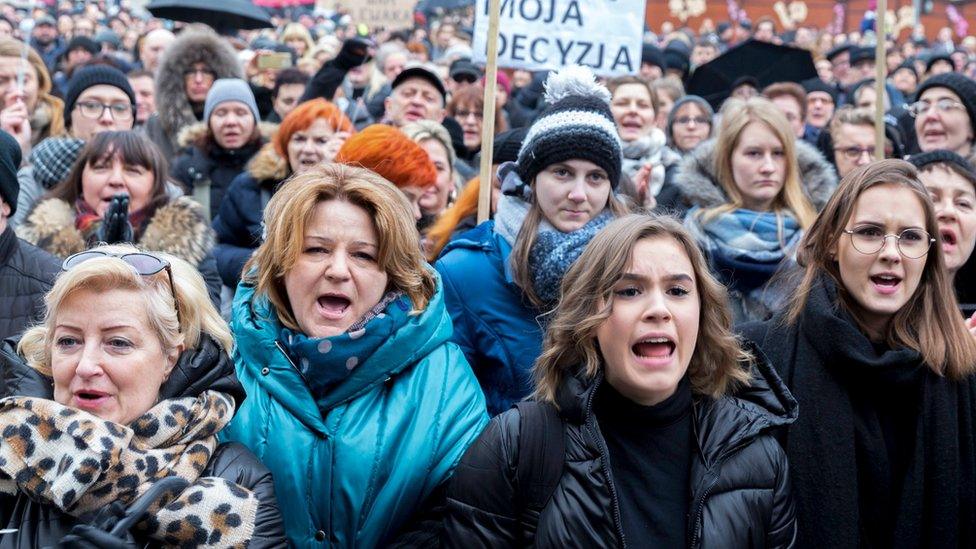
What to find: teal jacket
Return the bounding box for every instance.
[223,279,489,547]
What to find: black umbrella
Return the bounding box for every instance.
[687,39,818,110]
[146,0,273,32]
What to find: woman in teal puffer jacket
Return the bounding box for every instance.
[222,163,489,547]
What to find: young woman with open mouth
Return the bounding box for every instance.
[741,159,976,549]
[444,214,797,547]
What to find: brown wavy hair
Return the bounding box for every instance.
[533,214,752,405]
[244,163,437,331]
[785,159,976,379]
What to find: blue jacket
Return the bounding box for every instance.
[434,221,543,417]
[222,277,488,548]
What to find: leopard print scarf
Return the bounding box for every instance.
[0,390,258,547]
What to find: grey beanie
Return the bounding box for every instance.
[666,95,715,148]
[203,79,259,123]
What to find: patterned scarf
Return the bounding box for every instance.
[280,291,410,404]
[74,197,149,238]
[0,391,258,547]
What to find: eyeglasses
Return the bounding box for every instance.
[182,68,216,79]
[675,116,710,126]
[61,251,182,330]
[842,225,935,259]
[454,109,482,120]
[74,100,133,121]
[907,98,965,118]
[834,145,876,160]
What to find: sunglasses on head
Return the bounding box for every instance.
[62,250,182,330]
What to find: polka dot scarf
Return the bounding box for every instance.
[280,291,409,399]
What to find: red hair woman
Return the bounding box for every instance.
[212,98,353,290]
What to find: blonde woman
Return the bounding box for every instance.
[0,244,285,546]
[675,96,836,322]
[443,214,797,547]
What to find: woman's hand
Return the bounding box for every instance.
[634,163,656,210]
[323,131,351,163]
[0,89,31,159]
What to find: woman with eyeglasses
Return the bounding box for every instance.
[0,244,286,547]
[171,79,270,222]
[910,73,976,164]
[446,85,507,169]
[655,95,714,215]
[675,97,835,323]
[17,130,223,306]
[740,160,976,549]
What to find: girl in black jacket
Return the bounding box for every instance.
[443,214,798,548]
[741,160,976,548]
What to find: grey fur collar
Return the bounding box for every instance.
[16,196,215,266]
[154,27,243,142]
[674,138,838,210]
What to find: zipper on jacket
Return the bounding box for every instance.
[686,431,755,547]
[274,340,310,385]
[583,375,627,547]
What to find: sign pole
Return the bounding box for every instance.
[477,0,501,224]
[874,0,887,161]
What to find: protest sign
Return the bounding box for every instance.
[472,0,646,76]
[316,0,414,30]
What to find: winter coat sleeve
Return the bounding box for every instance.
[212,174,261,288]
[204,442,287,548]
[765,436,798,548]
[12,166,41,229]
[435,259,478,368]
[442,412,521,548]
[196,250,223,310]
[170,151,195,190]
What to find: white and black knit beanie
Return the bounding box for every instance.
[516,66,623,189]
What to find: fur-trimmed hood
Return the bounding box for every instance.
[175,121,278,151]
[16,196,215,267]
[246,142,291,182]
[675,138,838,210]
[154,26,243,142]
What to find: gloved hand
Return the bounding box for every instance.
[53,502,134,548]
[335,37,373,70]
[95,194,133,244]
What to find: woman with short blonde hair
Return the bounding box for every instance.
[224,163,487,546]
[444,214,797,547]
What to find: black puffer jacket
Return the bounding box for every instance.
[443,346,798,548]
[0,226,59,341]
[0,337,287,548]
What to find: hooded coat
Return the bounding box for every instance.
[0,336,287,548]
[142,27,243,159]
[443,344,798,548]
[222,277,489,547]
[170,122,274,222]
[212,143,290,288]
[15,196,222,306]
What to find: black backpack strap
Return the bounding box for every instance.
[515,400,565,543]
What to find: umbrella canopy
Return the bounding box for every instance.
[687,39,818,110]
[146,0,273,32]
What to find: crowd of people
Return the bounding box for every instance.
[0,0,975,547]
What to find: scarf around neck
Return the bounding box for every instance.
[280,291,410,404]
[777,276,976,548]
[0,390,258,547]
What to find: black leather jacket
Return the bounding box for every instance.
[0,337,287,548]
[0,226,59,341]
[443,345,798,548]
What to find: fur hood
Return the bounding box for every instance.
[246,142,291,182]
[16,196,215,267]
[675,138,838,211]
[175,121,278,151]
[154,27,243,142]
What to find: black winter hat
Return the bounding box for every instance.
[516,66,622,188]
[0,130,21,215]
[62,36,101,60]
[641,43,665,70]
[849,46,875,67]
[825,43,853,62]
[892,61,918,80]
[492,127,527,165]
[801,78,838,104]
[925,53,954,73]
[664,41,691,78]
[914,72,976,137]
[908,149,976,185]
[64,65,136,128]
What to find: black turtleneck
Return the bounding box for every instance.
[595,376,693,547]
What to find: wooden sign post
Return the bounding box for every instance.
[477,0,501,224]
[874,0,887,161]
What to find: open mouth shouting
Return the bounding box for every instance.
[869,272,903,295]
[632,335,676,368]
[940,227,958,254]
[316,292,352,321]
[72,389,111,412]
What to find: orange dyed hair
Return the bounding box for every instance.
[336,124,436,189]
[426,176,480,260]
[274,98,354,157]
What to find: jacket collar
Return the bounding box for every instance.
[0,224,18,265]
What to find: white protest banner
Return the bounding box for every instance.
[472,0,646,76]
[316,0,415,30]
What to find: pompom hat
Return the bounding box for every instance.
[516,65,623,189]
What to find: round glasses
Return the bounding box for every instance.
[74,100,133,121]
[842,225,935,259]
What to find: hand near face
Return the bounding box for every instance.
[0,89,31,157]
[323,131,351,163]
[634,163,657,210]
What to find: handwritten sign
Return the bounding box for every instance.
[317,0,414,30]
[472,0,646,76]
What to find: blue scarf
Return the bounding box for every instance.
[685,207,802,293]
[529,209,614,307]
[279,291,409,401]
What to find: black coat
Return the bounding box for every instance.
[443,347,798,548]
[0,225,59,341]
[171,138,262,222]
[0,337,287,548]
